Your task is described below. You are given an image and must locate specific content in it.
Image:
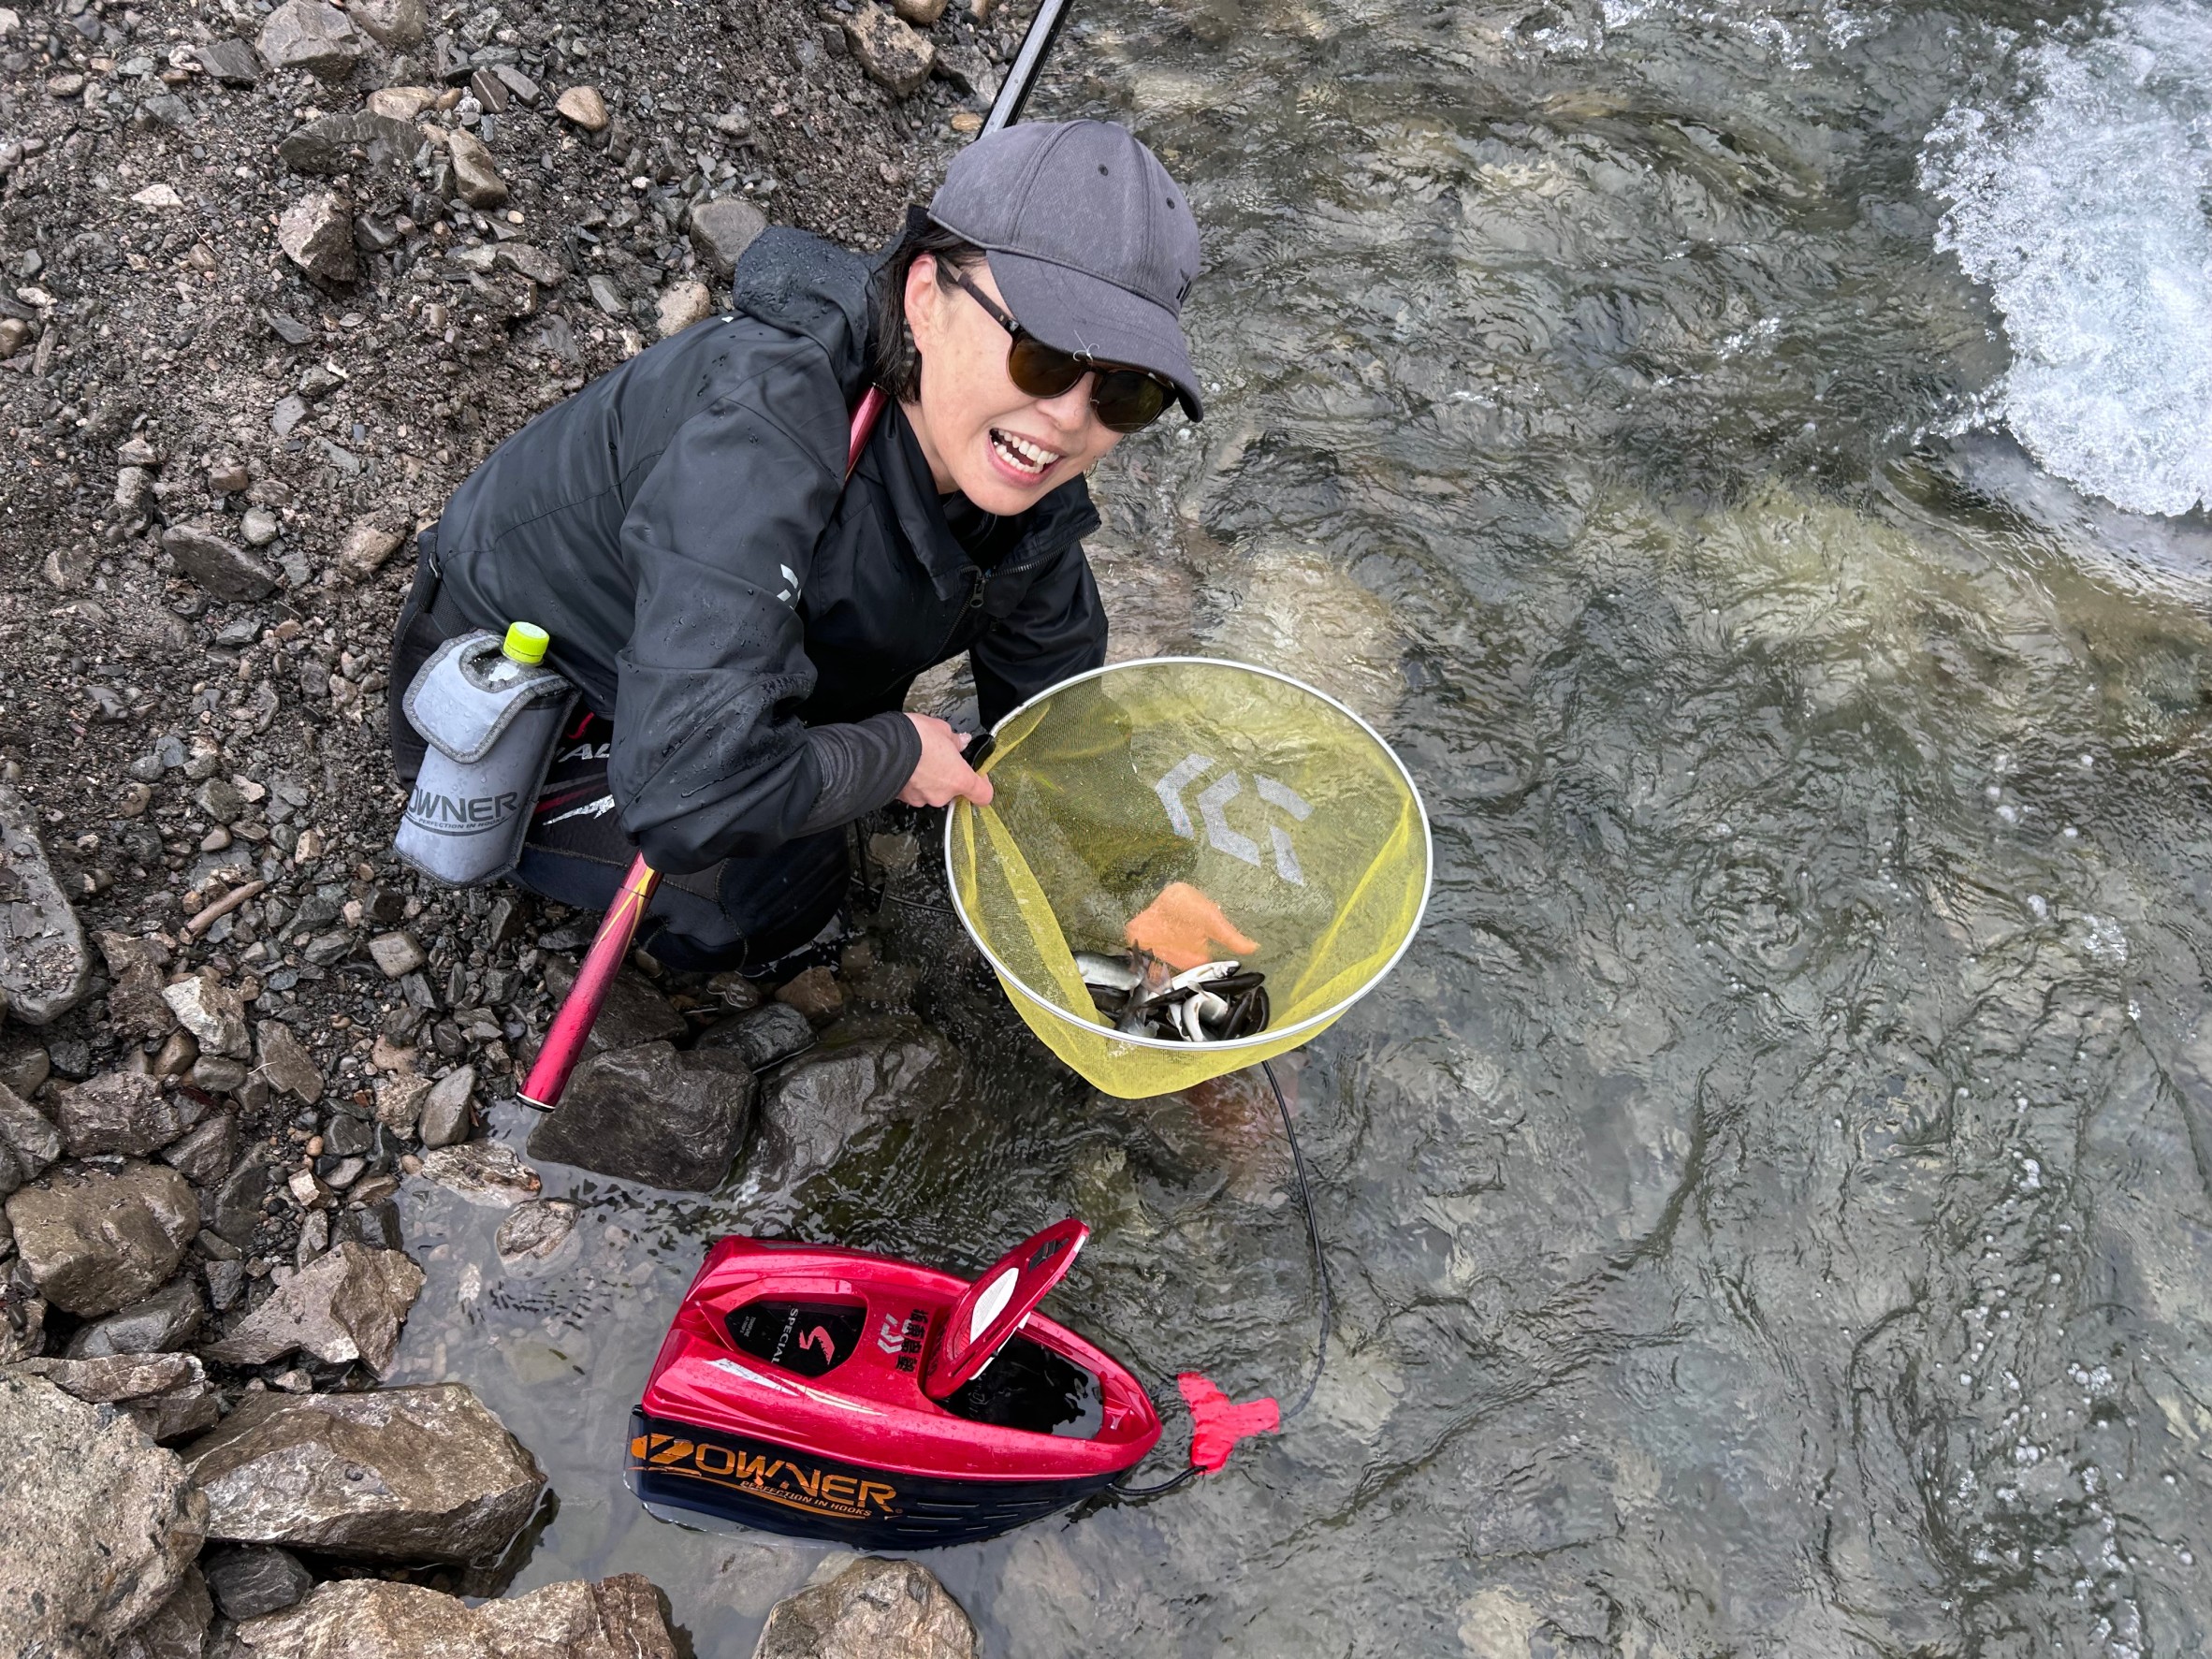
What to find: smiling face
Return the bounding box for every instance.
[900,254,1125,515]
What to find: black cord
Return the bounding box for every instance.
[1114,1464,1201,1500]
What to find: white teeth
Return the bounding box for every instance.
[992,429,1060,474]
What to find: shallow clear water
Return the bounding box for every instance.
[389,0,2212,1652]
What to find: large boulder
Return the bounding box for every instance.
[0,1373,207,1658]
[185,1383,546,1562]
[0,781,93,1025]
[256,0,362,79]
[56,1070,199,1158]
[233,1574,677,1658]
[528,1041,753,1191]
[752,1019,963,1189]
[202,1242,423,1375]
[7,1159,198,1316]
[694,1000,815,1070]
[753,1558,976,1659]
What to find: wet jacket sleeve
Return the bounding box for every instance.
[795,711,923,836]
[968,539,1110,729]
[607,343,852,874]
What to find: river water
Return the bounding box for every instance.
[386,0,2212,1652]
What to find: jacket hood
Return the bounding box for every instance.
[731,227,880,406]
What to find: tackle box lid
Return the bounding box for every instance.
[922,1218,1089,1401]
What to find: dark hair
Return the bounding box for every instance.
[871,207,989,401]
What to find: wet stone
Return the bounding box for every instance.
[203,1241,423,1375]
[162,524,279,603]
[256,1020,324,1103]
[203,1544,313,1621]
[751,1020,962,1190]
[7,1159,200,1316]
[694,999,815,1070]
[493,1197,577,1263]
[416,1141,541,1206]
[160,1111,236,1184]
[226,1574,677,1658]
[0,782,94,1026]
[58,1069,198,1158]
[775,965,847,1026]
[529,1041,754,1192]
[418,1065,474,1147]
[753,1557,976,1659]
[8,1351,220,1442]
[542,957,685,1052]
[65,1275,205,1358]
[191,1055,249,1094]
[211,1157,275,1247]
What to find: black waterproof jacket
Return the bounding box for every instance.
[429,228,1106,875]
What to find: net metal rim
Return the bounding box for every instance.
[942,655,1435,1055]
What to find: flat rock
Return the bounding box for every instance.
[164,969,250,1057]
[112,1564,213,1659]
[185,1382,546,1562]
[57,1069,198,1158]
[493,1198,577,1263]
[494,242,565,286]
[694,999,815,1071]
[65,1276,204,1359]
[278,190,357,284]
[162,523,279,603]
[365,84,438,121]
[0,1374,207,1655]
[98,930,176,1040]
[347,0,426,47]
[542,957,685,1053]
[203,1241,423,1375]
[203,1545,313,1621]
[418,1065,473,1148]
[275,110,422,176]
[444,127,508,208]
[10,1350,220,1442]
[688,196,768,279]
[753,1558,975,1659]
[657,278,715,337]
[196,36,261,84]
[844,2,935,95]
[233,1574,677,1658]
[0,782,93,1025]
[554,83,608,131]
[528,1041,753,1191]
[160,1111,236,1184]
[373,1072,429,1135]
[256,0,362,79]
[7,1159,199,1316]
[256,1020,325,1103]
[367,930,425,978]
[417,1140,541,1206]
[753,1019,962,1190]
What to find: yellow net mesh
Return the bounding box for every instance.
[947,659,1431,1099]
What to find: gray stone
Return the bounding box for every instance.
[530,1042,753,1191]
[196,777,245,822]
[0,782,93,1025]
[202,1241,423,1375]
[278,190,358,284]
[0,1374,207,1654]
[270,394,309,437]
[367,930,425,978]
[494,242,565,286]
[554,84,609,131]
[65,1275,204,1359]
[541,957,686,1053]
[164,970,251,1058]
[241,505,283,546]
[0,1285,46,1365]
[0,1081,61,1184]
[192,1055,249,1094]
[493,1198,577,1264]
[348,0,426,48]
[588,273,626,316]
[418,1066,473,1147]
[56,1070,198,1157]
[185,1382,546,1562]
[160,1112,236,1184]
[688,196,768,280]
[204,1545,314,1621]
[11,1351,220,1442]
[113,1565,214,1659]
[844,2,935,95]
[415,1141,540,1207]
[276,110,422,177]
[230,1574,677,1658]
[444,128,508,208]
[256,0,362,79]
[752,1020,962,1189]
[98,930,176,1040]
[212,1157,274,1247]
[162,524,279,603]
[7,1160,199,1316]
[752,1558,976,1659]
[372,1072,429,1135]
[695,1000,815,1070]
[197,36,262,85]
[256,1021,324,1103]
[0,1041,51,1099]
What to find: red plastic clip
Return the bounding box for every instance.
[1177,1373,1280,1473]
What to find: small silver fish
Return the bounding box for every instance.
[1116,952,1174,1036]
[1074,951,1142,993]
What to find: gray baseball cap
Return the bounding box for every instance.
[928,120,1204,420]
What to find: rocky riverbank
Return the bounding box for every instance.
[0,0,1041,1648]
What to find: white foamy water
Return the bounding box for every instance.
[1920,2,2212,518]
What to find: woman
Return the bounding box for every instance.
[389,120,1203,969]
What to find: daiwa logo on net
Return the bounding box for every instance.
[1154,754,1312,885]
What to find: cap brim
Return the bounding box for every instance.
[988,251,1204,421]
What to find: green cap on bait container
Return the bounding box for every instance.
[502,622,550,665]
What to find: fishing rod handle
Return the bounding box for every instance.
[519,852,661,1109]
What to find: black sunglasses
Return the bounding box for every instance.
[943,267,1178,434]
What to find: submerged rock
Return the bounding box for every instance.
[0,1373,207,1656]
[416,1140,541,1206]
[752,1019,963,1189]
[232,1573,677,1658]
[493,1198,578,1264]
[528,1041,753,1191]
[0,781,93,1026]
[752,1557,976,1659]
[201,1242,423,1375]
[185,1382,546,1562]
[7,1159,199,1316]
